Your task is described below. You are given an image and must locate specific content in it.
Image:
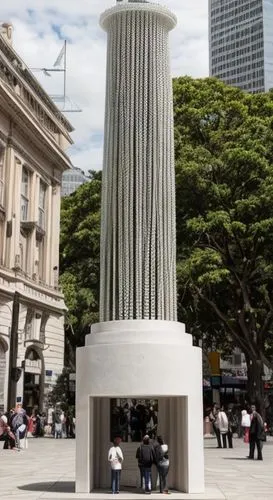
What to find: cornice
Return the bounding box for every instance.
[0,124,63,185]
[0,35,73,133]
[0,265,64,301]
[100,2,177,31]
[8,136,62,184]
[0,86,72,175]
[0,285,66,315]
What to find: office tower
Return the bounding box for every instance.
[61,167,88,197]
[209,0,273,92]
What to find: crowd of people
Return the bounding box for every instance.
[208,403,266,460]
[108,434,169,495]
[0,403,75,451]
[0,403,29,450]
[111,399,158,443]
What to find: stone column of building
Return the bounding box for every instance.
[100,1,177,322]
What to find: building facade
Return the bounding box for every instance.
[0,24,73,414]
[209,0,273,93]
[61,167,88,197]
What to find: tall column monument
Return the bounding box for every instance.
[100,0,177,323]
[76,0,204,495]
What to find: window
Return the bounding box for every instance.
[21,168,30,221]
[38,181,46,230]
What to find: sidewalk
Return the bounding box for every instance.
[0,437,272,500]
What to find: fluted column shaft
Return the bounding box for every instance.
[100,3,177,322]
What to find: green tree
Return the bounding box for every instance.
[174,76,273,411]
[60,171,101,370]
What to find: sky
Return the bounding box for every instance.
[1,0,209,172]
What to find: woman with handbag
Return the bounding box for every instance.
[108,437,124,494]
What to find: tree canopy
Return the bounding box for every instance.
[60,171,101,370]
[60,77,273,409]
[174,76,273,407]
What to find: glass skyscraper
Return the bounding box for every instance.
[61,167,88,197]
[209,0,273,93]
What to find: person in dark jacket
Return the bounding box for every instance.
[248,405,264,460]
[136,435,156,493]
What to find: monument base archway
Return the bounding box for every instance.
[76,320,204,494]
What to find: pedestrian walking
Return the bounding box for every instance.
[136,435,156,493]
[155,436,169,494]
[209,404,222,448]
[248,405,265,460]
[216,407,229,448]
[226,408,236,448]
[53,404,63,439]
[108,437,124,494]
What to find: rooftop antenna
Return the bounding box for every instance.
[31,40,82,113]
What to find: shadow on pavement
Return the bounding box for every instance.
[222,457,249,460]
[18,481,75,493]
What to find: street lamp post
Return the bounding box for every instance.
[7,291,20,410]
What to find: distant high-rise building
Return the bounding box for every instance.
[209,0,273,93]
[61,167,88,196]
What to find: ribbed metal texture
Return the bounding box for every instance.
[99,3,177,322]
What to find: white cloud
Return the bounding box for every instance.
[1,0,208,171]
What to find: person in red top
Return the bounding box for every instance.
[0,415,16,449]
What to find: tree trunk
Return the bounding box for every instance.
[246,357,265,417]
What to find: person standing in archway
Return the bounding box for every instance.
[136,435,156,494]
[108,436,124,494]
[156,436,170,494]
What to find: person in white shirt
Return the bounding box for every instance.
[156,436,170,494]
[216,407,229,448]
[241,409,251,443]
[108,437,124,494]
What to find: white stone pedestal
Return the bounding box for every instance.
[76,320,204,494]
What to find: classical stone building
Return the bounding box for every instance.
[0,24,73,413]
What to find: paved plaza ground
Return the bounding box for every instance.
[0,437,273,500]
